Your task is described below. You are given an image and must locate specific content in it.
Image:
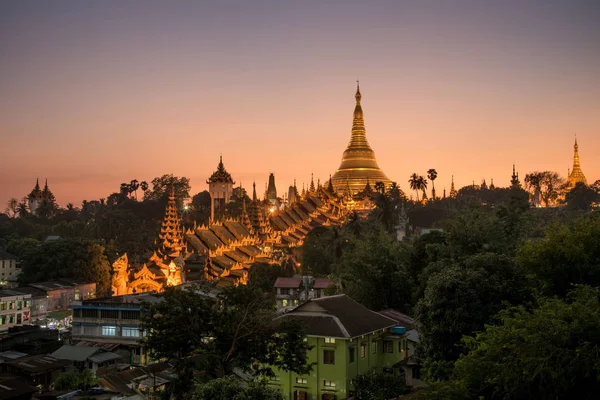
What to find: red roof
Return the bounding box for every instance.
[274,277,302,288]
[313,278,332,289]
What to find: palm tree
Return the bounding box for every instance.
[409,173,421,201]
[427,169,438,199]
[418,176,428,202]
[374,181,386,195]
[130,179,140,200]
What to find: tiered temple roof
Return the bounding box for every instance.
[207,155,234,184]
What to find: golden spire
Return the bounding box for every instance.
[568,135,587,187]
[449,175,457,198]
[331,82,392,195]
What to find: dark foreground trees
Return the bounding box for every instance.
[192,377,283,400]
[18,239,112,296]
[418,285,600,400]
[140,284,311,399]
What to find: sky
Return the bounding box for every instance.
[1,0,599,206]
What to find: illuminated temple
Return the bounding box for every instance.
[567,137,587,189]
[330,83,392,194]
[111,84,395,294]
[111,159,349,293]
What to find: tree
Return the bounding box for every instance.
[301,226,347,277]
[565,182,598,210]
[130,179,140,200]
[416,253,530,380]
[374,181,385,195]
[524,171,565,207]
[443,286,600,400]
[6,237,40,259]
[19,240,112,297]
[4,198,18,218]
[338,229,413,312]
[192,377,283,400]
[141,285,312,398]
[518,213,600,297]
[409,173,421,201]
[427,169,438,200]
[353,370,406,400]
[144,175,191,204]
[53,369,96,391]
[248,262,290,293]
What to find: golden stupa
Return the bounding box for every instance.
[567,137,587,188]
[331,83,392,194]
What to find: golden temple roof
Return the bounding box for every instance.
[331,83,392,194]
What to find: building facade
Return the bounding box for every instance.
[0,290,31,332]
[269,295,409,400]
[274,276,332,313]
[70,293,159,366]
[0,250,18,286]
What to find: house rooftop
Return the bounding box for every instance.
[277,294,397,338]
[52,345,100,362]
[274,277,302,288]
[28,279,94,292]
[0,250,17,260]
[5,354,69,373]
[378,309,415,329]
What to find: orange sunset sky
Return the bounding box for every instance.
[1,1,599,207]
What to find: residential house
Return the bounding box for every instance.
[0,251,18,287]
[71,292,161,366]
[378,309,423,387]
[4,354,68,389]
[274,276,332,313]
[269,294,409,400]
[28,279,96,314]
[0,290,31,332]
[52,344,123,376]
[0,325,60,354]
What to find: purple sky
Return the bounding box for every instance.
[1,1,599,206]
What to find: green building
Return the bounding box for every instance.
[269,294,409,400]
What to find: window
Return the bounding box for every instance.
[100,309,119,319]
[8,301,14,310]
[323,350,335,365]
[280,288,290,295]
[282,299,289,307]
[293,299,298,306]
[122,327,140,337]
[348,347,355,363]
[371,342,377,354]
[360,343,366,359]
[324,337,335,344]
[323,380,336,388]
[82,309,97,318]
[102,326,117,336]
[16,313,21,324]
[121,310,140,320]
[399,340,406,353]
[383,340,394,353]
[24,300,30,308]
[73,309,82,318]
[0,302,5,311]
[296,377,307,384]
[16,301,22,310]
[322,394,336,400]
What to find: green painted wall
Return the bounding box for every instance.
[269,332,406,400]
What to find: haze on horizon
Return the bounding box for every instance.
[1,0,599,207]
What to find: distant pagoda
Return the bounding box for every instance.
[567,137,587,188]
[331,83,392,195]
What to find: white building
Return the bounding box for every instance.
[0,250,19,286]
[0,290,31,332]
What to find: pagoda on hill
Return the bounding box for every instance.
[567,137,587,189]
[331,83,392,195]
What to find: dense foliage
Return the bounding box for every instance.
[192,377,283,400]
[140,284,312,398]
[352,370,407,400]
